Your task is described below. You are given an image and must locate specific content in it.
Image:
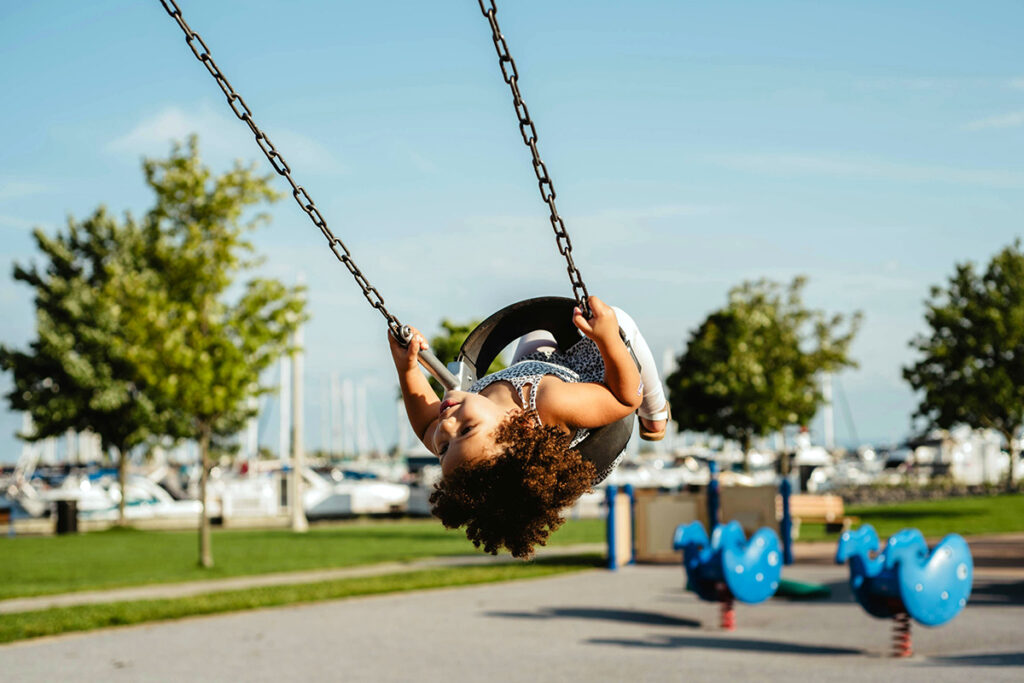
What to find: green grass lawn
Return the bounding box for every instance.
[4,495,1020,604]
[796,493,1024,542]
[0,518,606,601]
[0,554,602,645]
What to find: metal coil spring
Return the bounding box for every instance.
[892,612,913,658]
[720,596,736,631]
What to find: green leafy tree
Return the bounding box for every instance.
[135,137,306,567]
[427,319,506,396]
[0,209,168,525]
[667,277,861,469]
[0,137,305,548]
[904,241,1024,491]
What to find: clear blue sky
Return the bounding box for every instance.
[2,1,1023,461]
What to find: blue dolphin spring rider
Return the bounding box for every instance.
[836,524,973,657]
[673,520,783,630]
[672,462,784,630]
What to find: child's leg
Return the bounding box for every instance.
[610,306,668,419]
[512,330,558,363]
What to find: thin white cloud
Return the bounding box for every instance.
[460,204,724,246]
[614,265,924,318]
[271,129,346,175]
[855,77,956,91]
[0,182,50,202]
[587,204,726,222]
[964,110,1024,131]
[389,141,440,176]
[406,149,438,175]
[814,271,922,297]
[106,103,344,174]
[107,105,243,157]
[0,214,48,232]
[597,263,721,287]
[367,204,736,307]
[855,76,1023,92]
[709,153,1024,189]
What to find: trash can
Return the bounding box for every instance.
[55,499,78,534]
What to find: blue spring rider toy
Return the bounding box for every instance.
[673,520,783,629]
[836,524,973,657]
[672,462,783,630]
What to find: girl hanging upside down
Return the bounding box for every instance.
[389,295,670,559]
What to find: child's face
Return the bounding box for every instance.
[430,390,510,477]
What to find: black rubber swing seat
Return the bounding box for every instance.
[456,296,634,483]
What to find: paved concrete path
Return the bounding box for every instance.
[0,543,606,614]
[2,563,1021,682]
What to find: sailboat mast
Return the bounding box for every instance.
[822,373,835,451]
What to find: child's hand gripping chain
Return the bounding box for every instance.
[572,296,621,346]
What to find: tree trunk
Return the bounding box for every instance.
[198,426,213,568]
[741,433,752,473]
[1006,429,1020,492]
[116,446,127,527]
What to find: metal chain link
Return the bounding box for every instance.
[477,0,592,318]
[157,0,405,337]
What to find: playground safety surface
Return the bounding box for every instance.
[2,548,1021,682]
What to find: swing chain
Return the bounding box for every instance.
[157,0,404,337]
[477,0,592,319]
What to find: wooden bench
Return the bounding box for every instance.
[781,494,858,535]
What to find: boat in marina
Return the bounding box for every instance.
[76,473,204,522]
[4,467,203,522]
[302,466,410,518]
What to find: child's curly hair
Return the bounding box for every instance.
[428,410,595,559]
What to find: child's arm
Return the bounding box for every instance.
[536,296,644,429]
[388,329,441,448]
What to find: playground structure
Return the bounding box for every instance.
[606,462,788,628]
[619,470,853,565]
[605,485,636,571]
[605,461,797,572]
[605,463,974,653]
[836,524,974,657]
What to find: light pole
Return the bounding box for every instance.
[289,284,308,533]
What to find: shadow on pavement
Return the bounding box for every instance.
[964,535,1024,570]
[772,579,853,604]
[528,555,607,568]
[588,634,862,656]
[658,580,854,605]
[974,556,1024,569]
[435,554,605,570]
[966,580,1024,606]
[923,651,1024,667]
[486,606,701,628]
